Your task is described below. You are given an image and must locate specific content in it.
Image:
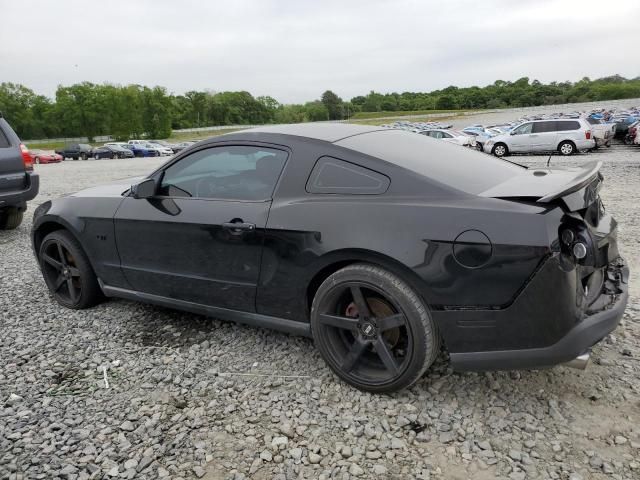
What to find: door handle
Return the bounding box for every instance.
[222,221,256,232]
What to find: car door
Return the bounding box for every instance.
[530,121,557,151]
[508,122,534,152]
[113,144,288,312]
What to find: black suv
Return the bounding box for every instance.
[55,143,93,160]
[0,113,39,230]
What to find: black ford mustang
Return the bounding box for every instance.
[32,124,628,392]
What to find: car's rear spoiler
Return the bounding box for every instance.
[537,161,602,203]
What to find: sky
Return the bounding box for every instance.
[0,0,636,104]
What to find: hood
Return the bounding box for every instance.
[479,161,602,211]
[71,176,144,198]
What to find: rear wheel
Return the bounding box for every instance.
[311,264,439,393]
[38,230,102,309]
[81,153,88,160]
[0,207,24,230]
[558,140,575,156]
[492,143,508,157]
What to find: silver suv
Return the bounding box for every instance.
[484,119,596,157]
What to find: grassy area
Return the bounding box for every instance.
[349,113,466,126]
[25,140,67,151]
[24,128,245,151]
[166,128,245,143]
[349,109,472,120]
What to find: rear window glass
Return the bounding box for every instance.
[335,130,524,195]
[306,157,390,195]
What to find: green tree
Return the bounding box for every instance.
[320,90,344,120]
[304,101,329,121]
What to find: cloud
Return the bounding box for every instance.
[0,0,637,103]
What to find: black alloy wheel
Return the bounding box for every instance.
[39,230,102,309]
[311,264,439,393]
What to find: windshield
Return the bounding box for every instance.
[335,129,524,195]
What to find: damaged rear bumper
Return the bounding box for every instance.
[449,258,629,371]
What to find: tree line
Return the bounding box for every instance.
[1,75,639,140]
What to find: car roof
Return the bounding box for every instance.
[246,123,385,143]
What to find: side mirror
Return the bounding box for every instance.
[131,178,156,199]
[510,130,516,135]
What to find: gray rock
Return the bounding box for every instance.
[119,421,135,432]
[308,453,322,464]
[349,463,365,476]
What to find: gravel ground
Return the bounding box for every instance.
[1,134,639,480]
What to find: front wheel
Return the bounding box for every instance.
[38,230,102,309]
[94,154,100,160]
[311,264,439,393]
[81,153,88,160]
[558,140,575,156]
[492,143,508,157]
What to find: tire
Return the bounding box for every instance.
[81,153,88,160]
[476,143,483,151]
[492,143,508,157]
[558,140,575,156]
[0,207,24,230]
[35,157,40,164]
[94,154,100,160]
[310,263,439,393]
[606,141,611,148]
[38,230,102,309]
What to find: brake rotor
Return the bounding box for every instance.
[345,297,400,347]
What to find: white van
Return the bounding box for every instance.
[484,119,595,157]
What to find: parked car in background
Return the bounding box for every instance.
[585,117,615,148]
[0,113,39,230]
[612,115,639,138]
[92,144,135,159]
[420,129,475,147]
[124,143,159,157]
[31,123,628,393]
[172,141,196,153]
[628,121,640,145]
[145,142,173,156]
[128,140,147,146]
[55,143,93,160]
[484,119,595,157]
[474,127,504,151]
[151,140,180,153]
[29,149,63,164]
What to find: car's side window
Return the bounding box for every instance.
[532,121,556,133]
[442,132,453,138]
[306,156,390,195]
[159,145,287,201]
[512,123,533,135]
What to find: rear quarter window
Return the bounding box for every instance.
[306,156,390,195]
[0,129,9,148]
[556,121,581,131]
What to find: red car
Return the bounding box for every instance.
[29,150,63,164]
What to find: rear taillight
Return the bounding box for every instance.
[20,144,33,171]
[585,130,591,140]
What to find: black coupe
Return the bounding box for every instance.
[32,124,628,392]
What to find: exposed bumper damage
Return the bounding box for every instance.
[449,258,629,371]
